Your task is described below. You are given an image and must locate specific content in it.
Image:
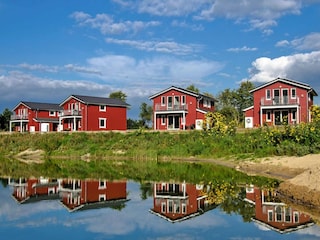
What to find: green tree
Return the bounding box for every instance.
[235,81,254,122]
[109,91,127,102]
[186,84,199,93]
[139,102,153,128]
[127,118,144,129]
[0,108,11,131]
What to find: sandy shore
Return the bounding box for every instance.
[236,154,320,222]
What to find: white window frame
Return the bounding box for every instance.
[181,95,186,105]
[291,88,296,99]
[292,110,296,122]
[99,105,106,112]
[293,211,299,223]
[266,111,271,122]
[49,111,56,117]
[182,203,186,214]
[99,118,107,129]
[268,210,273,222]
[99,194,106,201]
[161,96,166,106]
[161,115,166,125]
[161,202,166,213]
[168,200,173,213]
[266,89,271,100]
[99,180,106,189]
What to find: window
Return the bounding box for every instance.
[99,105,106,112]
[168,200,173,213]
[161,115,166,125]
[292,110,296,122]
[268,210,273,222]
[49,111,56,117]
[99,118,107,128]
[161,202,166,213]
[291,88,296,99]
[167,96,173,109]
[182,203,186,214]
[181,95,186,105]
[161,96,166,106]
[99,194,106,201]
[266,111,271,122]
[266,89,271,100]
[99,180,106,189]
[293,212,299,223]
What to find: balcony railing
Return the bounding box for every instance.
[155,104,188,112]
[10,114,29,120]
[60,109,82,117]
[260,97,300,106]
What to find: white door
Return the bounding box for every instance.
[41,123,49,132]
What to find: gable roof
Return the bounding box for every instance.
[250,77,318,96]
[149,86,217,101]
[13,101,62,111]
[60,94,130,107]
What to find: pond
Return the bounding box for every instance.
[0,177,319,240]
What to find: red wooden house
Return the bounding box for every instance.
[149,181,214,223]
[59,179,128,212]
[10,177,61,204]
[149,86,216,130]
[59,95,129,131]
[10,101,62,132]
[243,78,317,128]
[244,185,314,233]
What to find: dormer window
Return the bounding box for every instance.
[49,111,56,117]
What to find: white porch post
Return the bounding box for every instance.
[260,108,262,127]
[153,112,157,130]
[9,121,12,133]
[183,112,185,130]
[73,117,76,131]
[20,120,23,133]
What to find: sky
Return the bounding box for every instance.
[1,0,320,119]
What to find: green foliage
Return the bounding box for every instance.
[139,102,153,128]
[109,91,127,102]
[204,112,237,136]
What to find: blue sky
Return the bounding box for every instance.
[1,0,320,119]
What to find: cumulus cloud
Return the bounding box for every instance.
[276,32,320,51]
[70,11,160,35]
[113,0,310,33]
[244,51,320,92]
[105,38,203,55]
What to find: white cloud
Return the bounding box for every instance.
[227,46,258,52]
[70,11,161,35]
[171,20,204,31]
[244,51,320,92]
[114,0,310,33]
[277,32,320,51]
[105,38,203,55]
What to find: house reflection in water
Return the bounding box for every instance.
[244,185,314,233]
[59,179,129,212]
[9,177,129,212]
[149,181,216,223]
[10,177,61,204]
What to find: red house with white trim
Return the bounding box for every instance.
[59,95,129,131]
[244,185,314,233]
[243,78,317,128]
[10,101,62,132]
[10,94,130,132]
[59,179,128,212]
[149,86,216,130]
[149,181,215,223]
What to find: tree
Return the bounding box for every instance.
[139,102,153,128]
[186,84,199,93]
[0,108,11,131]
[109,91,127,102]
[235,81,254,122]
